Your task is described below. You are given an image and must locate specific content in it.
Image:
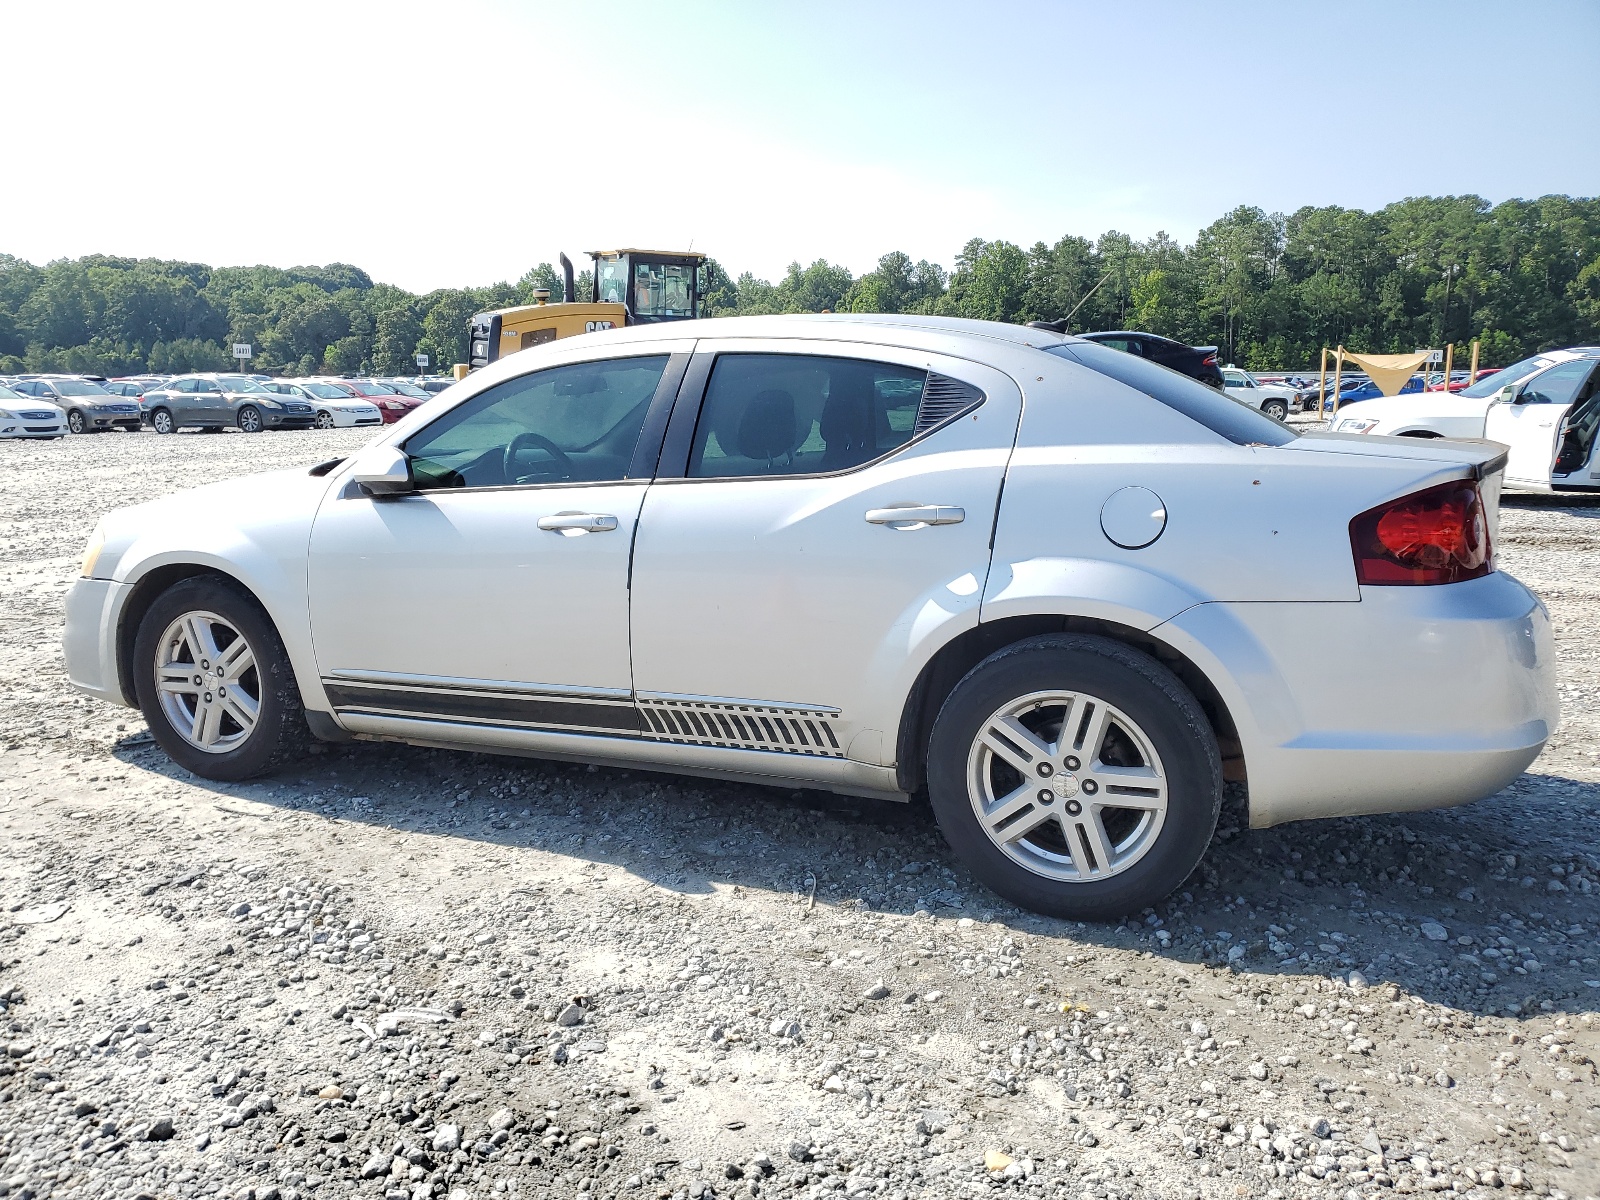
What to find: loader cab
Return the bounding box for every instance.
[589,249,706,323]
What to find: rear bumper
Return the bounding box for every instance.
[64,577,134,707]
[1157,572,1557,828]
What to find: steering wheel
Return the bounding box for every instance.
[502,431,574,483]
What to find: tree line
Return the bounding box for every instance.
[3,193,1596,378]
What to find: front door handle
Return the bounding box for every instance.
[537,512,619,534]
[864,505,965,527]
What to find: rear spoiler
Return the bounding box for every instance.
[1296,431,1508,481]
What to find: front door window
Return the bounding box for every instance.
[404,355,669,489]
[1520,359,1594,406]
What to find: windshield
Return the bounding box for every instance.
[301,382,350,399]
[383,382,431,398]
[0,384,21,401]
[217,376,269,393]
[1046,342,1298,447]
[633,261,696,318]
[596,258,628,305]
[1457,354,1555,399]
[55,380,113,396]
[346,381,396,397]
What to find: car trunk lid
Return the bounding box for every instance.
[1285,431,1508,547]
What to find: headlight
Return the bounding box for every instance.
[383,400,404,410]
[0,408,14,420]
[80,523,106,578]
[1337,418,1379,434]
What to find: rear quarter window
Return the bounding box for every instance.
[1046,342,1296,446]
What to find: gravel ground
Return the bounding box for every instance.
[0,429,1596,1200]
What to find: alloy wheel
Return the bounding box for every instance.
[67,410,86,434]
[152,410,173,434]
[315,411,334,429]
[153,610,261,754]
[965,689,1168,883]
[237,406,262,433]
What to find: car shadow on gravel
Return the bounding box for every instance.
[1502,493,1600,514]
[110,735,1600,1023]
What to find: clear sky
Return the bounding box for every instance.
[3,0,1597,293]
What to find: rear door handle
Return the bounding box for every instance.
[537,512,618,533]
[864,505,965,527]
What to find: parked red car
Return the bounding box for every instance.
[1423,367,1500,393]
[312,378,425,424]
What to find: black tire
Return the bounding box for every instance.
[67,409,87,434]
[1263,399,1288,421]
[132,575,310,782]
[926,634,1222,920]
[150,408,175,435]
[315,411,335,430]
[237,405,263,433]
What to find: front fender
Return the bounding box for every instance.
[110,527,328,715]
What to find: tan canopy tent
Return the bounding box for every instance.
[1340,350,1432,397]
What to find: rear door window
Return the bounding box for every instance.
[685,353,981,479]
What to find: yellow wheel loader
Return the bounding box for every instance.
[457,249,707,378]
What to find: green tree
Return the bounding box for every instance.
[370,304,426,374]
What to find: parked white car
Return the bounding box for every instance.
[0,384,66,438]
[63,315,1557,918]
[282,380,384,429]
[1220,367,1301,420]
[1332,348,1600,492]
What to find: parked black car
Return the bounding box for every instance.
[1029,325,1224,388]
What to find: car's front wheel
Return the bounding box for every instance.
[315,411,335,430]
[927,634,1222,920]
[66,409,87,434]
[1263,399,1288,421]
[132,576,308,781]
[237,406,263,433]
[150,408,174,434]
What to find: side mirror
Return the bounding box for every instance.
[1505,384,1529,405]
[349,445,413,496]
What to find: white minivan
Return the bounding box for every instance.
[1333,348,1600,492]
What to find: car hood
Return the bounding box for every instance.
[1333,394,1487,422]
[3,400,64,414]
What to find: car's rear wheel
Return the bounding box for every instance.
[133,576,309,781]
[1263,399,1288,421]
[315,411,335,429]
[150,408,174,435]
[237,406,263,433]
[66,409,87,434]
[927,634,1222,920]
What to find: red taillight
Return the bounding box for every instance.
[1349,480,1492,585]
[1201,353,1218,366]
